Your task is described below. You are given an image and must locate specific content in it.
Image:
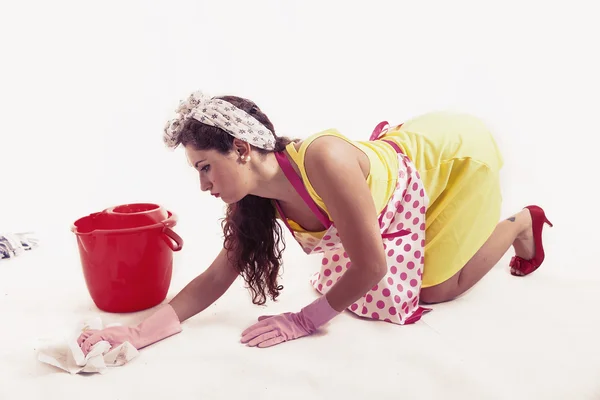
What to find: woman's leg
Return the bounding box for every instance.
[420,208,534,304]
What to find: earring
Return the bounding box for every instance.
[243,156,251,162]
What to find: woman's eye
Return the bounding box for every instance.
[200,165,210,172]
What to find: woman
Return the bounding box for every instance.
[77,91,552,352]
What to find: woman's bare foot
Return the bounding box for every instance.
[510,209,534,276]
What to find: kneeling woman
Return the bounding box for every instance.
[77,92,552,352]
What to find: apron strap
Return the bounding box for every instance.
[274,151,333,229]
[371,121,404,154]
[370,121,390,141]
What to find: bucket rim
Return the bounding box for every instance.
[103,202,165,215]
[72,210,178,236]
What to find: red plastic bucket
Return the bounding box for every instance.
[72,206,183,313]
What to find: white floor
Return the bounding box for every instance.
[1,222,599,400]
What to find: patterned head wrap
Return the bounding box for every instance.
[163,91,276,150]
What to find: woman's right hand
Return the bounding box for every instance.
[77,325,140,355]
[76,304,183,356]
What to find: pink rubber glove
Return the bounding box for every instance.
[77,304,182,355]
[240,295,339,348]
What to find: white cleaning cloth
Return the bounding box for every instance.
[37,316,139,374]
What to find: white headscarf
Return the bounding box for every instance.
[163,91,276,150]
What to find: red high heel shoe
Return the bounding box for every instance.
[509,205,553,276]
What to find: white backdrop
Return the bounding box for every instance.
[1,0,599,398]
[1,0,598,272]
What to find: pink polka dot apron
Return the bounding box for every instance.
[274,122,432,325]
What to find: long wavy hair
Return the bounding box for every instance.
[172,95,296,305]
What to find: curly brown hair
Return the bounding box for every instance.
[170,95,297,305]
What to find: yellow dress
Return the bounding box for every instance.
[282,111,504,288]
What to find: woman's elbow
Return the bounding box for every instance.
[371,264,388,284]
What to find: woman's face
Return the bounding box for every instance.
[184,144,252,204]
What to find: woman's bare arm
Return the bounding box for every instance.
[303,136,388,312]
[168,247,239,322]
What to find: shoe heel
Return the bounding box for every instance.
[528,205,553,227]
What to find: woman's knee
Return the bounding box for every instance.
[419,272,461,304]
[420,287,455,304]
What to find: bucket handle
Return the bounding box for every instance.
[162,226,183,251]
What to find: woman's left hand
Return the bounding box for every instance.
[241,295,340,348]
[240,312,314,348]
